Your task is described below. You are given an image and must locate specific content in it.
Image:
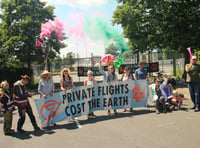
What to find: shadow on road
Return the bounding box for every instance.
[8,129,55,140]
[49,109,155,131]
[80,109,155,125]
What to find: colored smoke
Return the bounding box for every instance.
[84,15,129,55]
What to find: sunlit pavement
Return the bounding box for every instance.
[1,89,200,148]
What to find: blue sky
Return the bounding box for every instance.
[43,0,121,58]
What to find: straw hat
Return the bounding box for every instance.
[61,68,70,75]
[40,70,52,78]
[192,56,197,60]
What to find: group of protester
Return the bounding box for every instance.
[0,55,199,136]
[0,75,40,135]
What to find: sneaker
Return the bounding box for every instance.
[129,108,133,112]
[17,129,25,133]
[194,108,200,112]
[122,109,126,112]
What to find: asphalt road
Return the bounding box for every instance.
[0,86,200,148]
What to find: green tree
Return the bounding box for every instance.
[65,52,75,67]
[113,0,200,64]
[105,43,120,56]
[0,0,66,70]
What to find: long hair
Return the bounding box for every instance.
[61,68,71,81]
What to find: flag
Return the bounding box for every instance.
[36,40,42,47]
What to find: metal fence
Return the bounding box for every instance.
[33,52,185,77]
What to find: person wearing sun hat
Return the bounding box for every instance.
[60,68,75,91]
[38,70,54,98]
[38,70,56,127]
[185,55,200,112]
[13,75,40,133]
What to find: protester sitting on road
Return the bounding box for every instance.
[160,75,176,110]
[149,79,158,103]
[121,67,134,112]
[60,68,75,91]
[171,90,183,110]
[14,75,40,133]
[0,81,15,135]
[84,70,97,119]
[99,62,118,116]
[155,79,167,114]
[38,70,54,98]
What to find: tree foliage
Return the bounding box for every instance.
[113,0,200,63]
[65,52,75,67]
[105,43,120,56]
[0,0,66,69]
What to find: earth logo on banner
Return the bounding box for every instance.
[132,84,146,103]
[40,100,60,121]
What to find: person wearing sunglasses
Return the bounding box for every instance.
[99,62,118,116]
[60,68,75,91]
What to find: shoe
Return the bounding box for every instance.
[108,110,111,116]
[4,132,14,136]
[114,110,117,115]
[194,108,200,112]
[17,129,25,133]
[10,129,15,132]
[129,108,133,112]
[34,126,40,130]
[163,109,167,113]
[91,115,96,118]
[122,109,126,112]
[190,106,196,109]
[53,123,56,126]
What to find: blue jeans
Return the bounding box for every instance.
[188,82,200,108]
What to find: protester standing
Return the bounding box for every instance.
[135,62,148,80]
[0,81,15,135]
[99,62,118,115]
[185,56,200,112]
[38,70,56,127]
[60,68,75,91]
[13,75,40,133]
[38,70,54,98]
[121,67,134,112]
[84,70,97,119]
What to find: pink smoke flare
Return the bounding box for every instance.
[187,47,192,59]
[64,13,84,40]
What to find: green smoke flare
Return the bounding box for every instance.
[84,15,129,55]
